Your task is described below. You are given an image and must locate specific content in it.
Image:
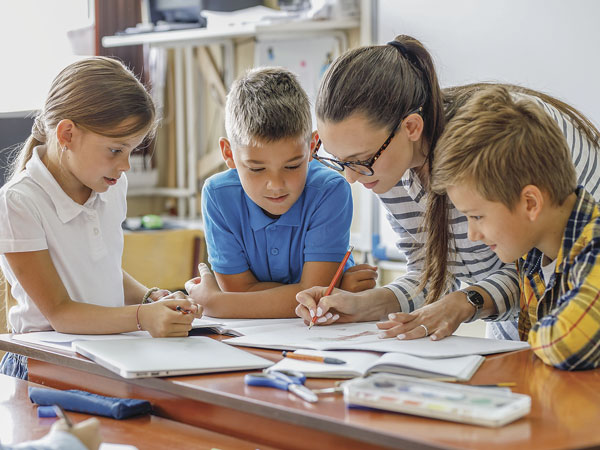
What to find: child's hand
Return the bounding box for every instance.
[149,288,171,302]
[139,297,202,337]
[184,263,222,304]
[51,417,102,450]
[339,264,378,292]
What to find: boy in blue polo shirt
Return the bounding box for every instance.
[186,67,377,318]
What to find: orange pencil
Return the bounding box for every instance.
[282,351,346,365]
[308,245,354,329]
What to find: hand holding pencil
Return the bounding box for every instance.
[304,246,353,329]
[51,406,102,450]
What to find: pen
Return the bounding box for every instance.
[309,245,354,329]
[471,382,516,388]
[176,305,191,314]
[282,351,347,365]
[53,404,73,428]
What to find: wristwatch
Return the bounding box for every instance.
[462,289,484,322]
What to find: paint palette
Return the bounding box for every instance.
[343,373,531,427]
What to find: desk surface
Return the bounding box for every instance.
[0,373,278,450]
[2,333,599,450]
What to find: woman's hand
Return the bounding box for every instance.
[376,290,476,340]
[295,286,399,326]
[339,264,378,292]
[139,296,202,337]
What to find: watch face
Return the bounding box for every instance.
[466,290,485,309]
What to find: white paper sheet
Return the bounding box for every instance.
[226,321,530,358]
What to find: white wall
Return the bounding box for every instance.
[377,0,600,125]
[376,0,600,251]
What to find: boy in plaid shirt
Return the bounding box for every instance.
[429,85,600,370]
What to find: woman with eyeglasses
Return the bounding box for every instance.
[295,34,600,341]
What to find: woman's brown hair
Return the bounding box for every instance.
[317,34,600,306]
[316,35,445,163]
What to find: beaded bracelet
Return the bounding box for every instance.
[142,287,160,304]
[136,304,143,331]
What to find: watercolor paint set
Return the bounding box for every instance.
[343,373,531,427]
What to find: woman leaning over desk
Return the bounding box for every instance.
[295,34,600,341]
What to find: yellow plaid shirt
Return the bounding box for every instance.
[518,187,600,370]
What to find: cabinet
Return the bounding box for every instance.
[122,226,206,290]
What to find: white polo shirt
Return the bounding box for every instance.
[0,146,127,332]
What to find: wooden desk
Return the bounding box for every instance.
[2,334,599,450]
[0,373,277,449]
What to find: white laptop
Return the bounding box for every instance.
[73,336,272,379]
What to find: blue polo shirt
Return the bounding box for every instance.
[201,160,354,284]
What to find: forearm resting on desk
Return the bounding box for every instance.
[188,261,351,318]
[196,284,310,318]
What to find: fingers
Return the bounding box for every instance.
[296,286,328,311]
[394,322,430,340]
[376,313,417,338]
[154,289,171,301]
[184,277,202,295]
[295,303,311,323]
[71,417,102,450]
[159,298,201,315]
[197,263,214,277]
[50,418,69,433]
[311,311,340,326]
[340,265,378,292]
[163,290,188,300]
[354,278,377,291]
[296,287,343,326]
[376,311,455,341]
[345,264,378,273]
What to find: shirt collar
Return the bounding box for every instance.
[555,186,596,272]
[398,168,428,205]
[247,192,303,231]
[26,146,107,223]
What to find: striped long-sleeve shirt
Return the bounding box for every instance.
[518,187,600,370]
[379,93,600,340]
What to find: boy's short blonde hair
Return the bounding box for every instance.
[431,85,577,209]
[225,67,312,148]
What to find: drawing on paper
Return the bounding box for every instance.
[306,330,378,342]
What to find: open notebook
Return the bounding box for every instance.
[191,317,301,337]
[10,318,302,353]
[73,336,272,379]
[225,321,530,358]
[267,350,485,381]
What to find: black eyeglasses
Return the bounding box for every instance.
[313,106,423,176]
